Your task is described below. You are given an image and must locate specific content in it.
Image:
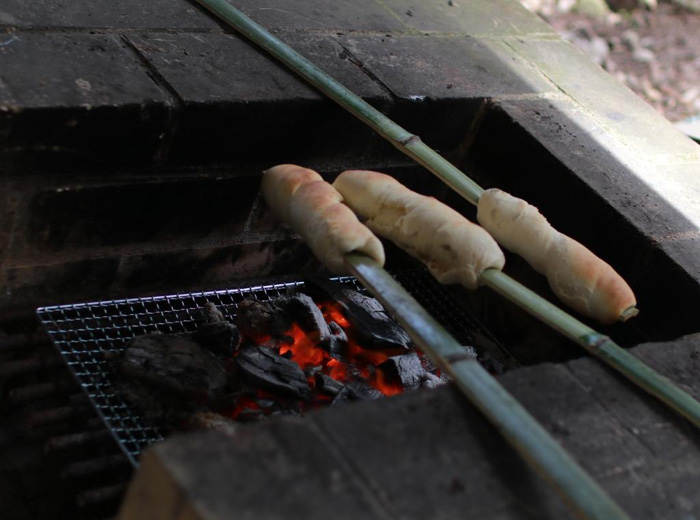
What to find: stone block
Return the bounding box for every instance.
[120,425,387,520]
[341,34,555,101]
[482,96,699,241]
[17,174,258,257]
[567,335,700,464]
[466,96,700,338]
[312,385,575,519]
[118,335,700,520]
[231,0,405,32]
[0,0,221,30]
[0,178,17,262]
[1,237,318,310]
[2,257,121,310]
[380,0,556,36]
[0,33,169,167]
[339,34,555,149]
[118,450,185,520]
[497,38,700,240]
[500,364,650,477]
[127,32,390,165]
[505,37,700,160]
[657,232,700,287]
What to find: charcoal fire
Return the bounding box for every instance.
[235,346,311,400]
[115,283,452,433]
[119,334,227,400]
[117,334,229,426]
[193,302,241,356]
[305,275,412,353]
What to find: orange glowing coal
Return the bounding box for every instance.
[279,300,403,397]
[279,323,326,368]
[231,298,407,419]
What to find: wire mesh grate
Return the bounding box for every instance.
[37,269,504,466]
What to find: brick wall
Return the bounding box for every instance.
[1,0,700,341]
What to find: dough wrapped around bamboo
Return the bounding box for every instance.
[261,164,385,275]
[477,188,637,324]
[333,170,505,290]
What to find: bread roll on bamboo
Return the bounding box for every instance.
[261,164,385,275]
[477,188,637,324]
[333,170,505,290]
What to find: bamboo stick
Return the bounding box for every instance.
[480,269,700,426]
[193,0,484,205]
[192,0,700,427]
[344,253,630,520]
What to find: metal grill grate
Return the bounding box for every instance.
[36,269,506,466]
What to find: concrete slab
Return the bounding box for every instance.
[0,0,223,30]
[379,0,555,36]
[120,335,700,520]
[504,37,700,231]
[231,0,406,32]
[0,33,169,166]
[126,31,391,165]
[340,35,555,101]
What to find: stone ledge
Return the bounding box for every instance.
[119,334,700,520]
[0,0,224,30]
[0,0,557,35]
[465,94,700,339]
[379,0,556,36]
[2,239,315,312]
[0,2,565,171]
[0,33,170,167]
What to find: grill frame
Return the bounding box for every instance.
[37,270,510,467]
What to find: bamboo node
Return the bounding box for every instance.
[400,134,422,146]
[580,333,612,351]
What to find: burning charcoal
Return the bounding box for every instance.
[315,373,344,397]
[235,346,311,400]
[183,412,238,436]
[305,276,411,353]
[194,302,241,357]
[333,381,383,404]
[257,399,277,409]
[380,352,427,391]
[119,334,227,401]
[281,294,332,345]
[258,337,289,351]
[421,372,447,390]
[304,366,322,378]
[327,321,348,359]
[202,301,226,323]
[236,299,291,339]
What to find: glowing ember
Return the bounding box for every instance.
[319,302,351,328]
[226,294,431,420]
[230,395,261,420]
[275,302,394,394]
[279,323,326,368]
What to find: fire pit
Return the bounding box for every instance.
[3,0,700,518]
[37,269,509,465]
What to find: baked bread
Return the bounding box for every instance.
[333,170,505,290]
[261,164,385,274]
[477,188,637,324]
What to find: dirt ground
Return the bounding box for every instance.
[520,1,700,123]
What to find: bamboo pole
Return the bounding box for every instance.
[344,253,630,520]
[480,269,700,426]
[192,0,484,205]
[192,0,700,428]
